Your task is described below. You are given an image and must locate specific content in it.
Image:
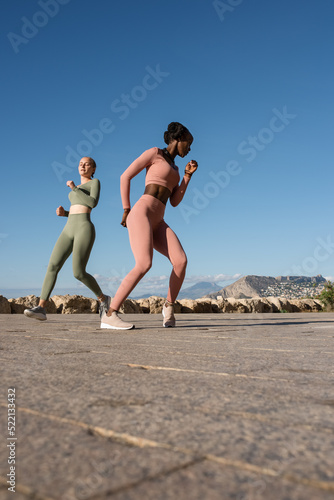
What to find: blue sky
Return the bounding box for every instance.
[1,0,334,299]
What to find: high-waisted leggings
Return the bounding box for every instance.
[111,194,187,311]
[40,213,102,300]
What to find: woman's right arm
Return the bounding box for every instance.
[120,147,157,210]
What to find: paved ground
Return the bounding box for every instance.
[0,312,334,500]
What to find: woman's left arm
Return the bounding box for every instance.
[170,160,198,207]
[69,179,101,208]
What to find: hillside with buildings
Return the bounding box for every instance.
[206,275,326,300]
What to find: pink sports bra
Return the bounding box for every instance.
[120,147,180,209]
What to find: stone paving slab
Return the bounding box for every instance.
[0,312,334,499]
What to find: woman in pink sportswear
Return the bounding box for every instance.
[101,122,198,330]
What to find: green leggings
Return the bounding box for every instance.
[40,213,102,300]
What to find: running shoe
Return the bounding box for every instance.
[24,305,47,321]
[100,311,134,330]
[162,302,175,327]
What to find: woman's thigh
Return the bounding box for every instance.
[48,226,73,268]
[72,220,95,269]
[153,220,186,264]
[127,203,154,265]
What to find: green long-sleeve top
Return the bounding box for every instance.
[64,178,100,216]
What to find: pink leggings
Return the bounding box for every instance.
[111,194,187,310]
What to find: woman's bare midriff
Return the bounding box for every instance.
[144,184,171,205]
[69,205,92,214]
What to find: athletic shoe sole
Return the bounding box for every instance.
[24,310,47,321]
[100,322,134,330]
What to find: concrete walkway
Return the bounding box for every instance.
[1,313,334,500]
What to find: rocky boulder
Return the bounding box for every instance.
[0,295,11,314]
[138,296,183,314]
[197,298,221,313]
[136,298,150,314]
[238,298,253,313]
[178,299,216,313]
[289,299,323,313]
[265,296,288,313]
[216,298,235,313]
[304,299,323,312]
[145,296,165,314]
[221,298,249,313]
[8,295,57,314]
[120,299,142,314]
[51,295,98,314]
[276,297,295,313]
[247,297,273,313]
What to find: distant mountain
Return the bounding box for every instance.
[205,275,326,299]
[130,294,151,299]
[132,282,223,300]
[178,281,222,300]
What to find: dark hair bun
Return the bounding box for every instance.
[164,122,190,145]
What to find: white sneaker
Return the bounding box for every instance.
[24,306,47,321]
[162,302,175,327]
[100,311,134,330]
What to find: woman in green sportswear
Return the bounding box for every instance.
[24,157,110,321]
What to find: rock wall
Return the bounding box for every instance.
[8,295,57,314]
[1,294,325,314]
[51,295,98,314]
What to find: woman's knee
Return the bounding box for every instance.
[73,268,87,281]
[135,259,152,276]
[174,253,187,273]
[47,262,61,275]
